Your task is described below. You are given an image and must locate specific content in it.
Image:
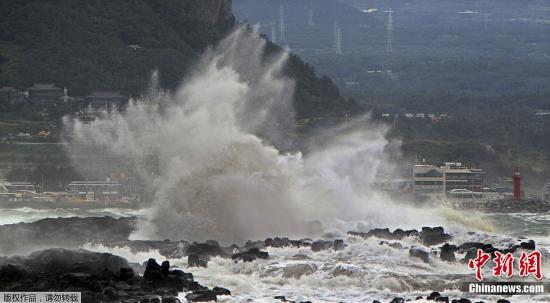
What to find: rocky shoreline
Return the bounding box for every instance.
[0,217,542,302]
[454,199,550,213]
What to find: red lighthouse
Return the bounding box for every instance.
[513,167,521,202]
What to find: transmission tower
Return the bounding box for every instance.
[334,22,343,55]
[279,4,285,41]
[308,7,314,26]
[271,23,277,42]
[386,8,394,52]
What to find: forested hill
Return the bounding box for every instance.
[0,0,358,119]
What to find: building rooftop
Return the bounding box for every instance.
[86,90,126,99]
[0,86,17,92]
[28,83,60,91]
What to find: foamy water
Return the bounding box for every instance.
[78,213,550,303]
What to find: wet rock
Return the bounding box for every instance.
[496,300,510,303]
[290,240,304,247]
[520,240,535,250]
[162,295,180,303]
[390,297,405,303]
[0,217,136,255]
[415,296,423,300]
[463,248,479,263]
[311,240,333,252]
[419,227,452,246]
[409,247,430,263]
[451,299,472,303]
[333,239,345,251]
[161,261,170,276]
[103,287,117,300]
[144,258,163,281]
[212,287,230,296]
[427,291,441,300]
[372,300,381,303]
[0,249,217,303]
[458,242,486,252]
[440,243,457,262]
[188,253,207,268]
[185,290,217,302]
[435,297,449,303]
[120,267,134,281]
[186,242,226,258]
[231,247,268,262]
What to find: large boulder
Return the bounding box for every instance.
[231,248,268,262]
[440,244,457,262]
[409,247,430,263]
[419,227,452,246]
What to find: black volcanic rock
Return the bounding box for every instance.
[419,227,452,246]
[409,247,430,263]
[185,289,217,302]
[520,240,535,250]
[333,239,345,251]
[0,217,136,255]
[0,249,228,303]
[186,242,227,258]
[188,253,208,268]
[231,247,268,262]
[311,240,333,252]
[348,228,419,241]
[440,244,457,262]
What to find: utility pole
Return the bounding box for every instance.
[279,4,285,41]
[386,8,394,53]
[334,22,343,54]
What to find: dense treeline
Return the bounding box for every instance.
[0,0,357,120]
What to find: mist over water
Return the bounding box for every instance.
[65,28,412,244]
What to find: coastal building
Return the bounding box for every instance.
[67,180,122,201]
[0,86,18,101]
[27,83,63,103]
[86,90,128,111]
[0,181,36,193]
[443,162,485,193]
[412,162,486,199]
[413,165,445,195]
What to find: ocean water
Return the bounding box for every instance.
[78,210,550,303]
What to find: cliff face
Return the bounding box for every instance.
[193,0,233,24]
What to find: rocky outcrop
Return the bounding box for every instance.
[0,217,135,255]
[0,249,231,303]
[348,226,451,246]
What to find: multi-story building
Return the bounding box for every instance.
[67,180,122,201]
[443,162,485,193]
[413,165,445,194]
[0,181,36,193]
[412,162,486,198]
[27,83,63,103]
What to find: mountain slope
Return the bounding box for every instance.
[0,0,358,119]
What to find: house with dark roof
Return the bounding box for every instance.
[27,83,63,103]
[86,90,128,111]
